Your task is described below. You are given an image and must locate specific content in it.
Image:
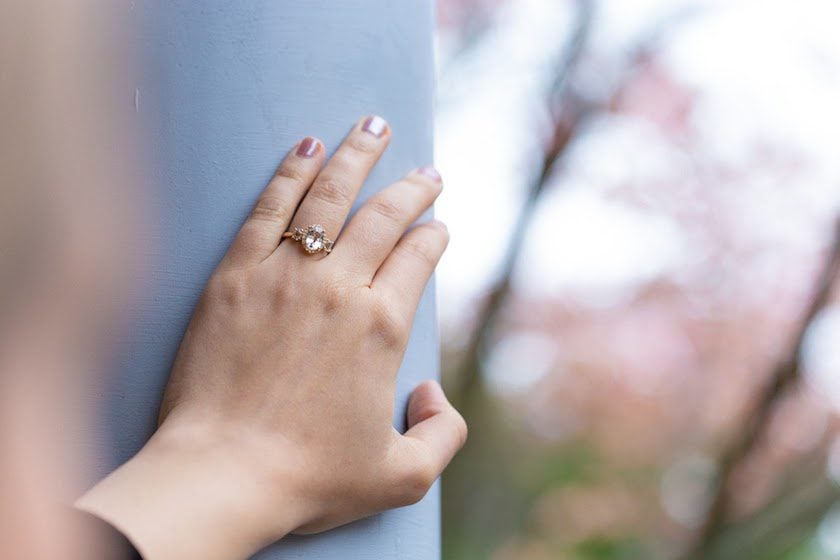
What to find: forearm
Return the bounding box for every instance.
[75,426,297,560]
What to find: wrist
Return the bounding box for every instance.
[76,417,304,559]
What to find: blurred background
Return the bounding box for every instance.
[432,1,840,559]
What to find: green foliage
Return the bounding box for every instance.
[572,537,646,560]
[520,444,601,497]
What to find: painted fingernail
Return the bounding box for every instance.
[362,115,388,138]
[418,166,442,182]
[296,137,320,158]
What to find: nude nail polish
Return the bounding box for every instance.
[362,115,387,137]
[296,137,320,157]
[419,166,442,181]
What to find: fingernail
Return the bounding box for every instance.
[418,166,442,182]
[296,137,320,158]
[362,115,388,138]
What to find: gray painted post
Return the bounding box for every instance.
[100,2,439,558]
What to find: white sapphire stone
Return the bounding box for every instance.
[303,224,326,253]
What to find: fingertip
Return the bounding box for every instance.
[407,380,447,427]
[360,114,390,139]
[427,219,448,232]
[415,165,442,183]
[413,379,444,399]
[294,136,323,159]
[424,219,451,249]
[403,380,468,463]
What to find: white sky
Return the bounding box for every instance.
[433,0,840,317]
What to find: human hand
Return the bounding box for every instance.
[76,116,466,560]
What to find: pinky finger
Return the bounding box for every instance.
[371,220,449,315]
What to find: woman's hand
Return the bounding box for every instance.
[76,116,466,560]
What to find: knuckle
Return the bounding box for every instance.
[367,196,404,224]
[310,177,352,207]
[271,273,298,306]
[250,196,289,222]
[454,413,469,448]
[395,460,436,506]
[396,237,437,267]
[320,280,350,313]
[344,133,380,156]
[369,300,410,347]
[274,163,306,183]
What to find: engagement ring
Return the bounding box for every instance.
[282,224,334,255]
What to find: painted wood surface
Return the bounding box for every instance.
[98,2,439,558]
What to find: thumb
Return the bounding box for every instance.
[403,380,468,477]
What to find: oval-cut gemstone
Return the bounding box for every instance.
[304,225,325,252]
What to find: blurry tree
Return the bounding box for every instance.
[435,1,840,559]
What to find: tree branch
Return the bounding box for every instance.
[448,0,595,405]
[447,0,701,405]
[684,218,840,559]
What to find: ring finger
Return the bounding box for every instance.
[279,115,390,258]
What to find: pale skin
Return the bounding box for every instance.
[76,116,467,560]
